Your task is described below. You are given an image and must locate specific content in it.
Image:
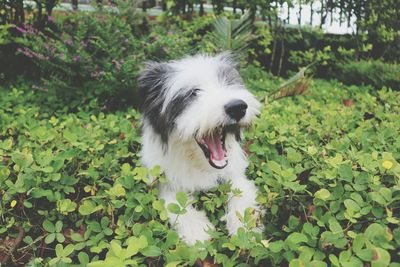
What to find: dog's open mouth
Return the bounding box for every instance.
[195,126,231,169]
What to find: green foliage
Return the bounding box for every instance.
[1,65,400,265]
[15,10,146,109]
[6,12,214,110]
[207,11,254,58]
[334,60,400,90]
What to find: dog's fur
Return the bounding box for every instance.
[138,53,261,245]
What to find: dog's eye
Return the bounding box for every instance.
[190,88,201,96]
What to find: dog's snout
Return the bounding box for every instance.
[225,99,248,121]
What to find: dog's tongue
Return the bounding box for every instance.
[204,132,226,166]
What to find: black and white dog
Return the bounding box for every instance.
[138,53,261,245]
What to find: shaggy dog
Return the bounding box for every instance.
[138,53,261,245]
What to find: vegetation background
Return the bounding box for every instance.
[0,0,399,266]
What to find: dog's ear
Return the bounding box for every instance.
[138,62,171,110]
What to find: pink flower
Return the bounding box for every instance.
[15,26,27,34]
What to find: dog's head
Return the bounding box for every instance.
[139,53,260,169]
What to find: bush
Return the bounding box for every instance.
[2,12,215,111]
[334,60,400,90]
[14,10,148,110]
[1,68,400,265]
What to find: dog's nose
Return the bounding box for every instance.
[225,99,248,121]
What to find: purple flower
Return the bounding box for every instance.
[72,55,80,62]
[17,47,33,58]
[15,26,27,34]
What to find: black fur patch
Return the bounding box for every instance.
[138,62,197,144]
[224,124,241,142]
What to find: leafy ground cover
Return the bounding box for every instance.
[0,68,400,266]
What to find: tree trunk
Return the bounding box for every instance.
[15,0,25,24]
[34,0,43,25]
[200,1,204,16]
[277,29,285,76]
[142,0,147,12]
[72,0,78,11]
[320,0,325,27]
[298,0,302,25]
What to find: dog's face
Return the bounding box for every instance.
[139,53,260,169]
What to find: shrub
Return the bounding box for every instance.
[7,12,215,110]
[1,69,400,266]
[334,60,400,90]
[15,10,147,110]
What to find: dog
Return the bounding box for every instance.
[138,52,261,245]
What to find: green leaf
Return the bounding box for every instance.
[372,248,390,266]
[110,241,123,258]
[55,244,63,257]
[152,200,164,211]
[328,218,343,235]
[286,232,308,249]
[56,233,65,243]
[344,199,361,213]
[289,259,305,267]
[338,164,353,181]
[141,245,162,257]
[379,188,392,202]
[369,192,387,205]
[23,236,33,245]
[315,189,331,200]
[107,183,126,197]
[267,160,281,174]
[365,223,384,240]
[329,254,340,266]
[44,233,55,244]
[176,192,188,207]
[165,261,183,267]
[126,236,148,257]
[287,148,302,163]
[11,151,33,168]
[352,234,365,253]
[269,240,284,253]
[63,244,75,257]
[57,199,77,214]
[356,248,373,261]
[167,203,182,214]
[310,260,327,267]
[55,221,63,232]
[79,200,102,215]
[339,250,351,263]
[78,252,90,265]
[43,220,55,233]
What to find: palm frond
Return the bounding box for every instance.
[210,11,254,55]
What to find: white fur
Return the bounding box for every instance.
[140,53,261,245]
